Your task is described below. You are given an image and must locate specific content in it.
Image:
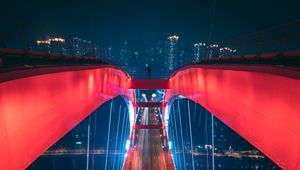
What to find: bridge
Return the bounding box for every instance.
[0,48,300,170]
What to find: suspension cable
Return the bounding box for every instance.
[172,105,181,169]
[211,114,215,170]
[187,101,195,170]
[204,109,209,170]
[121,112,129,169]
[91,109,98,170]
[208,0,217,44]
[86,115,91,170]
[177,100,187,170]
[169,107,177,169]
[105,100,114,170]
[118,107,127,170]
[112,105,122,170]
[207,0,217,59]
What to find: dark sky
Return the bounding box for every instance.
[1,0,299,47]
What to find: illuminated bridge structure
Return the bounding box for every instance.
[0,49,300,169]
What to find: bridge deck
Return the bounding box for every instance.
[123,108,174,170]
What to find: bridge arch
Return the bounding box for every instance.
[0,65,134,169]
[164,64,300,169]
[1,62,300,169]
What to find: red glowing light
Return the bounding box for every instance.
[167,65,300,169]
[0,66,133,169]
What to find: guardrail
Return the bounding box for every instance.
[0,48,104,66]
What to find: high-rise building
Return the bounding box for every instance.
[193,42,207,62]
[165,35,180,71]
[120,40,130,68]
[37,37,98,57]
[178,43,186,67]
[37,37,66,54]
[208,44,220,58]
[100,46,115,64]
[70,37,95,56]
[143,45,166,75]
[49,38,67,54]
[155,41,167,72]
[36,40,51,52]
[219,47,237,57]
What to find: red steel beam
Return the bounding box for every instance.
[134,124,164,129]
[167,64,300,169]
[129,79,169,89]
[132,102,166,107]
[0,66,133,170]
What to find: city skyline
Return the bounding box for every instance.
[32,33,239,76]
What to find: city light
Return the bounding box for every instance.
[194,42,206,47]
[205,144,212,150]
[220,47,236,52]
[36,40,51,45]
[168,35,179,41]
[141,93,147,102]
[49,38,65,42]
[75,141,82,145]
[36,37,65,46]
[210,44,219,48]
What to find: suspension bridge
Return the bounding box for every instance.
[0,46,300,170]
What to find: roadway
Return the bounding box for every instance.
[124,107,174,170]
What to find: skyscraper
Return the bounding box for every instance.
[70,37,95,56]
[155,41,166,72]
[37,37,98,57]
[193,42,207,62]
[219,47,237,57]
[37,37,67,54]
[145,45,165,72]
[165,35,179,71]
[208,44,220,58]
[36,39,51,52]
[120,40,130,68]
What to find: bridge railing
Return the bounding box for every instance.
[0,48,126,72]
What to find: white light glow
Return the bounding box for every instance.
[49,37,65,42]
[127,100,135,135]
[76,141,82,145]
[168,35,179,41]
[125,140,130,150]
[37,40,51,45]
[168,141,172,149]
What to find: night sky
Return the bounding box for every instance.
[1,0,299,47]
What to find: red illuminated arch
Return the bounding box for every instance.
[0,65,134,169]
[1,64,300,169]
[165,65,300,169]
